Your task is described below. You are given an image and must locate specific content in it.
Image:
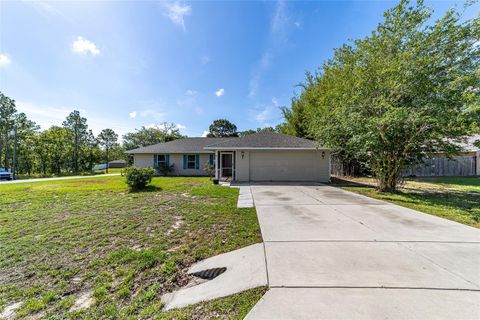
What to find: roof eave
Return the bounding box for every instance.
[203,147,329,151]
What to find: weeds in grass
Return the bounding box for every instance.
[0,176,263,318]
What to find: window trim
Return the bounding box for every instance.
[186,154,196,169]
[154,154,169,168]
[183,154,199,170]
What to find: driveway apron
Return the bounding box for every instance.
[245,183,480,320]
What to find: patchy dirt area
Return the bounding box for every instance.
[0,176,262,318]
[69,291,94,312]
[0,301,22,320]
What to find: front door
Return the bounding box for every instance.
[220,152,233,180]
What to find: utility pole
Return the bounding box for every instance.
[13,127,17,180]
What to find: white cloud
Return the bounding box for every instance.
[251,97,283,124]
[272,97,279,106]
[200,56,210,64]
[129,111,137,119]
[21,0,65,19]
[164,2,192,31]
[215,88,225,97]
[271,0,288,34]
[176,123,187,129]
[249,52,273,97]
[249,0,295,99]
[72,36,100,56]
[0,54,11,67]
[140,109,165,120]
[201,130,209,137]
[185,89,197,95]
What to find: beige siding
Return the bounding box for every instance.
[246,150,330,182]
[477,151,480,176]
[235,151,250,181]
[133,153,213,176]
[134,154,154,168]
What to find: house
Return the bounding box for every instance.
[126,132,331,182]
[108,159,127,168]
[404,135,480,177]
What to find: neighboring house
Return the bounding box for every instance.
[404,135,480,177]
[108,160,127,168]
[127,132,330,182]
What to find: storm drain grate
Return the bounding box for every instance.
[191,267,227,280]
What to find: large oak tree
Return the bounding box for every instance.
[283,0,479,191]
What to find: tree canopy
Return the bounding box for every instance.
[282,0,480,191]
[122,123,184,151]
[207,119,238,137]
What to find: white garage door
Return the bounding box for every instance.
[249,151,319,181]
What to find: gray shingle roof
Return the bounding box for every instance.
[126,137,233,154]
[457,135,480,151]
[205,132,322,149]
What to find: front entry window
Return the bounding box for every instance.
[221,153,233,178]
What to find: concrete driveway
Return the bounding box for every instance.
[245,183,480,319]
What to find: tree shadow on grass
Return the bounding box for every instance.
[330,176,373,188]
[128,185,163,193]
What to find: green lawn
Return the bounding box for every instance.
[336,176,480,228]
[0,176,264,319]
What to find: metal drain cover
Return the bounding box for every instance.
[191,267,227,280]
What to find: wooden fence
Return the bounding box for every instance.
[403,153,478,177]
[331,152,479,177]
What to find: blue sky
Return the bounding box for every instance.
[0,0,477,138]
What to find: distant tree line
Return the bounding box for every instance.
[0,92,184,177]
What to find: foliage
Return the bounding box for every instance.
[238,126,279,137]
[282,0,480,191]
[207,119,239,137]
[123,123,184,151]
[124,166,155,190]
[62,110,89,174]
[157,163,175,176]
[203,162,215,179]
[98,128,119,173]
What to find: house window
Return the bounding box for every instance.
[209,154,215,167]
[154,154,169,168]
[184,154,199,169]
[158,155,167,167]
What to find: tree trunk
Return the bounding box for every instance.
[106,147,109,173]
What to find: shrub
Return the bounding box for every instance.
[157,163,175,176]
[124,167,155,191]
[203,162,215,180]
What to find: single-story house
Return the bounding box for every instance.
[108,159,127,168]
[126,132,330,182]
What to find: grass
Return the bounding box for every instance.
[335,176,480,228]
[15,168,124,180]
[0,176,264,319]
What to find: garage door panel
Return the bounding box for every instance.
[249,151,318,181]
